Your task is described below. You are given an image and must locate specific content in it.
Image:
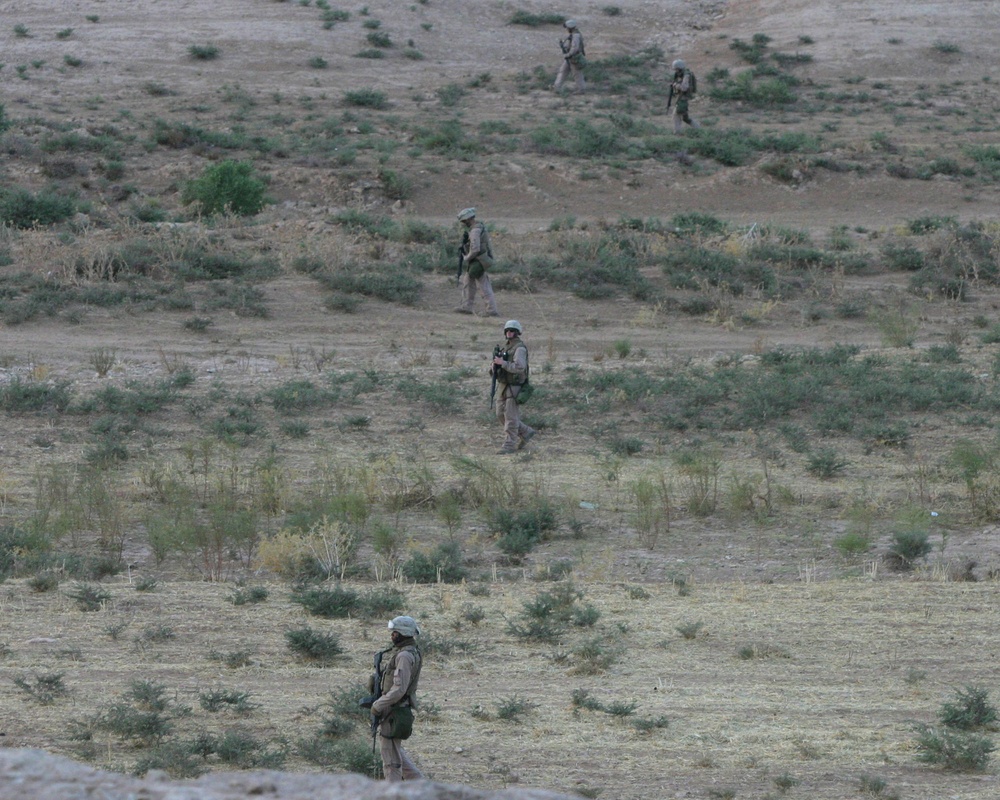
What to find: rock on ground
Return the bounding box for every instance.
[0,748,575,800]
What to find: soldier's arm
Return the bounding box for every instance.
[567,33,582,57]
[371,652,414,715]
[680,72,691,93]
[465,225,483,262]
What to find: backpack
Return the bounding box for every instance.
[686,69,697,96]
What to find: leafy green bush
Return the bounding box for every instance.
[401,541,466,583]
[285,626,345,663]
[0,187,75,228]
[489,501,558,559]
[344,88,388,109]
[915,725,994,771]
[888,529,931,569]
[509,10,564,26]
[940,686,998,731]
[290,584,359,618]
[181,160,267,216]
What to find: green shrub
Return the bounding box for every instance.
[66,582,111,612]
[806,447,848,479]
[490,501,558,559]
[495,694,537,721]
[13,672,67,705]
[0,187,75,228]
[915,725,994,771]
[366,31,391,48]
[285,626,345,663]
[290,584,359,618]
[228,585,268,605]
[344,88,388,109]
[940,686,998,731]
[199,688,257,714]
[181,160,267,216]
[888,529,931,569]
[509,11,564,26]
[401,541,466,583]
[188,43,219,60]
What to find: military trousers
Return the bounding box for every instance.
[554,59,585,91]
[380,734,423,782]
[459,272,498,315]
[496,391,531,451]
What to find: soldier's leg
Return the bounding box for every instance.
[673,106,683,134]
[478,274,499,316]
[554,60,570,89]
[380,735,403,782]
[500,396,521,452]
[573,63,586,92]
[398,744,424,780]
[455,274,474,312]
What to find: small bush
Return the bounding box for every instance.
[199,688,258,714]
[401,541,466,583]
[285,626,345,664]
[915,725,994,771]
[509,11,564,26]
[228,585,269,605]
[495,694,537,722]
[0,187,76,228]
[366,31,391,48]
[676,621,704,640]
[806,448,848,479]
[291,584,359,618]
[188,43,220,60]
[939,686,998,731]
[14,672,67,704]
[181,160,267,216]
[67,582,112,612]
[888,529,931,569]
[344,88,388,109]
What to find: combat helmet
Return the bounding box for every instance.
[672,59,686,71]
[564,19,578,30]
[503,319,523,335]
[457,207,477,221]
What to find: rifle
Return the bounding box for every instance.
[489,345,502,409]
[359,648,388,753]
[559,37,569,56]
[456,231,469,282]
[667,83,674,110]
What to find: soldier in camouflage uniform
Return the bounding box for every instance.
[492,320,536,454]
[554,19,586,93]
[455,207,499,317]
[670,59,700,133]
[370,616,423,782]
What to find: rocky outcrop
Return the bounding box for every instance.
[0,749,575,800]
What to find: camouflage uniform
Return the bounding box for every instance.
[456,208,499,316]
[554,21,586,92]
[492,321,536,454]
[671,60,700,133]
[370,616,423,782]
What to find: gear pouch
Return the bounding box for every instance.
[386,706,414,740]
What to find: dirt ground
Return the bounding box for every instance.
[2,1,1000,798]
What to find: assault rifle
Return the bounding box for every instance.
[559,37,570,56]
[358,648,388,752]
[489,345,502,409]
[456,230,469,282]
[667,83,675,110]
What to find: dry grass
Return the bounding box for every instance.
[1,577,998,797]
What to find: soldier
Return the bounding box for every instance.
[370,616,423,782]
[669,59,700,133]
[455,207,499,317]
[491,320,536,455]
[554,19,586,93]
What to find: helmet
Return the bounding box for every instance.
[672,59,686,71]
[503,320,523,335]
[388,616,420,637]
[457,207,476,221]
[564,19,577,29]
